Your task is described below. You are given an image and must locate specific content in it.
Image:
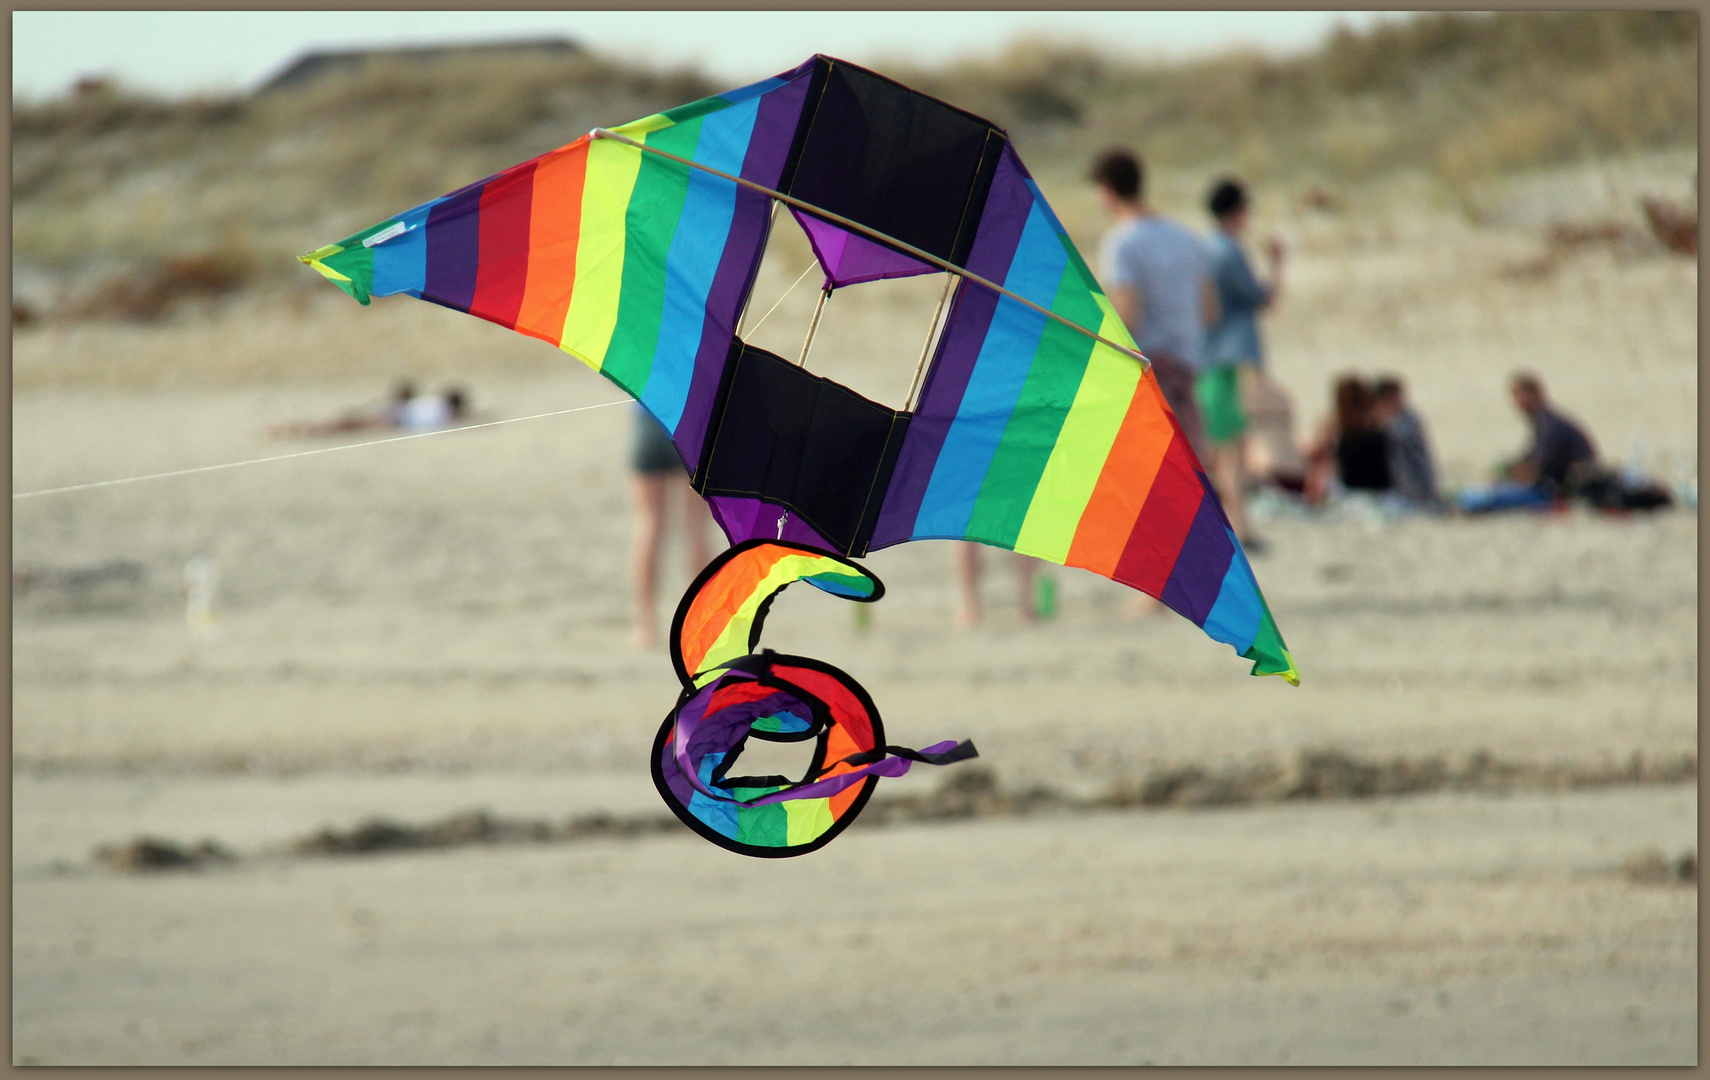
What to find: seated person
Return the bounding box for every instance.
[1304,376,1390,504]
[1372,375,1441,508]
[1240,370,1308,494]
[1459,372,1596,513]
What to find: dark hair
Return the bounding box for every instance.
[1089,149,1143,201]
[1334,375,1376,433]
[1372,376,1404,403]
[1207,177,1248,219]
[1510,371,1543,397]
[444,386,469,415]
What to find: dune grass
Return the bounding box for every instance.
[11,11,1696,301]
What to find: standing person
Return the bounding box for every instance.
[630,405,713,648]
[1371,375,1441,509]
[1201,177,1284,545]
[953,545,1039,629]
[1089,148,1218,463]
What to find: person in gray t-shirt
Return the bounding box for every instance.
[1089,148,1217,462]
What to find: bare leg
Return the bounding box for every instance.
[954,543,982,629]
[1015,554,1039,623]
[676,475,713,576]
[1210,438,1250,542]
[1124,590,1162,617]
[630,473,669,649]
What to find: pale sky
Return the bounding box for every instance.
[13,10,1405,100]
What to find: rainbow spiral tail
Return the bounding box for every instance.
[652,539,977,857]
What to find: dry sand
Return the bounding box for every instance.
[11,165,1697,1064]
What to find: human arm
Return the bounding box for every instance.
[1200,275,1221,329]
[1502,458,1540,483]
[1107,283,1143,337]
[1212,237,1272,313]
[1500,421,1543,483]
[1262,238,1284,307]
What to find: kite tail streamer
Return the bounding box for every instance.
[651,539,977,857]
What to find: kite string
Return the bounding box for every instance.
[742,259,819,339]
[12,398,631,501]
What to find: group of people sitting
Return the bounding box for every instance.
[1280,368,1670,516]
[1298,373,1439,509]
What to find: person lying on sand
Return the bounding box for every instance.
[269,382,471,439]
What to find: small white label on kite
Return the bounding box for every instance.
[362,222,408,248]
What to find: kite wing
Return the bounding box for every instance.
[300,54,1296,685]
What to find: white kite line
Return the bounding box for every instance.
[12,399,631,501]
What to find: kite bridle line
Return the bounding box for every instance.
[591,128,1151,373]
[734,200,784,338]
[741,259,819,340]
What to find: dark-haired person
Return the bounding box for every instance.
[1458,372,1597,513]
[1371,375,1441,508]
[1200,177,1284,543]
[1303,376,1391,505]
[1089,148,1216,462]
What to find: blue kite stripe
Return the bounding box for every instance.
[641,94,762,431]
[910,201,1069,538]
[370,201,441,297]
[687,750,739,837]
[1201,526,1265,655]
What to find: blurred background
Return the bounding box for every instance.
[12,10,1697,1066]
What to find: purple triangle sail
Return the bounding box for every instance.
[792,209,938,288]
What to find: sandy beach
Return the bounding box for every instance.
[12,156,1697,1064]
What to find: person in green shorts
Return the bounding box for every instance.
[1202,177,1284,549]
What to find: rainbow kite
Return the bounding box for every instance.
[302,55,1298,852]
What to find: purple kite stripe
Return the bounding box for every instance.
[869,144,1037,547]
[1159,475,1237,626]
[674,683,806,801]
[745,756,910,804]
[705,495,837,549]
[421,183,485,312]
[672,68,813,468]
[746,739,964,806]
